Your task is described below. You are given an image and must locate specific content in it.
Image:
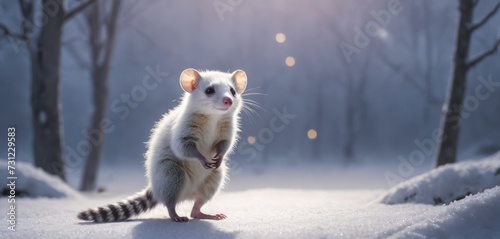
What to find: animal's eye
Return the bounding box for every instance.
[230,87,236,96]
[205,86,215,95]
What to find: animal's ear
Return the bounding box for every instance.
[231,70,247,94]
[180,68,201,93]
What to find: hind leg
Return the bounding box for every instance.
[166,201,189,222]
[190,169,227,220]
[191,200,227,220]
[153,160,189,222]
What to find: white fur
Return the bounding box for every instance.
[145,70,245,205]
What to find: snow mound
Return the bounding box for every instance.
[0,160,80,198]
[392,186,500,238]
[380,153,500,205]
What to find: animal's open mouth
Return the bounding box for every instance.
[214,107,230,111]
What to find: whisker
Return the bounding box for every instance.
[243,100,267,112]
[247,108,260,123]
[241,105,257,123]
[242,92,268,97]
[242,103,264,121]
[243,86,262,93]
[242,107,256,124]
[239,87,265,122]
[243,99,263,104]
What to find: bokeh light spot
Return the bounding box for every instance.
[275,33,286,43]
[247,136,256,144]
[285,56,295,67]
[307,129,317,140]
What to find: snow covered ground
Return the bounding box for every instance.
[0,160,80,198]
[1,155,499,239]
[380,156,500,205]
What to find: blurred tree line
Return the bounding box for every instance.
[1,0,499,191]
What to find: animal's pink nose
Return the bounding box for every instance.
[223,97,233,107]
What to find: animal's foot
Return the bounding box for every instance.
[191,212,227,220]
[171,216,189,222]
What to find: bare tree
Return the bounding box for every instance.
[339,52,371,163]
[435,0,500,167]
[323,4,374,163]
[1,0,96,180]
[79,0,121,191]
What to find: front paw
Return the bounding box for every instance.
[197,156,215,170]
[211,154,224,169]
[212,153,223,162]
[203,162,218,169]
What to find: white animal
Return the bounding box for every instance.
[77,68,247,222]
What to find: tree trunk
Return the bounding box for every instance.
[343,77,355,163]
[435,0,473,167]
[312,73,323,161]
[80,67,108,191]
[31,0,66,180]
[80,0,121,191]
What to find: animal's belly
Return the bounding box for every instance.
[197,141,217,163]
[197,125,218,160]
[178,159,212,200]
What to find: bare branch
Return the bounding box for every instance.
[102,0,121,66]
[470,2,500,32]
[18,0,35,52]
[467,39,500,69]
[63,0,97,23]
[0,23,28,41]
[86,1,100,66]
[18,0,32,18]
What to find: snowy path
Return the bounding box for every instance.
[2,186,499,239]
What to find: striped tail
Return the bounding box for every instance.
[77,188,157,223]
